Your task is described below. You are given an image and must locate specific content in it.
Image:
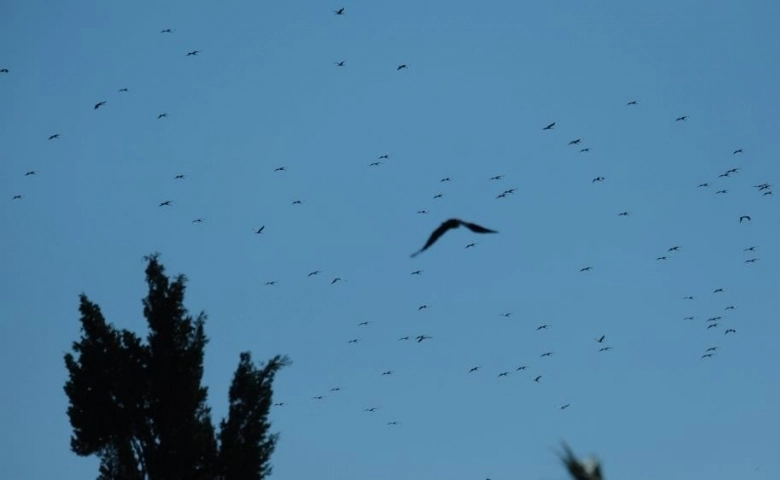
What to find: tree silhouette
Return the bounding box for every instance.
[64,253,289,480]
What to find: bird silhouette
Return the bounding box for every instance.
[397,64,408,70]
[580,267,593,272]
[94,101,107,109]
[12,195,22,200]
[48,134,60,140]
[701,353,714,359]
[739,215,751,223]
[534,375,542,382]
[174,174,185,179]
[698,183,709,187]
[255,226,265,234]
[358,321,369,326]
[618,211,630,216]
[364,407,378,412]
[0,68,9,73]
[186,50,200,56]
[675,115,688,121]
[744,246,757,252]
[157,113,168,119]
[725,329,736,334]
[745,258,759,263]
[569,138,582,145]
[411,219,497,257]
[540,351,554,357]
[308,270,320,277]
[668,246,681,252]
[715,189,729,194]
[334,61,345,67]
[537,324,549,330]
[592,176,605,183]
[596,335,606,343]
[543,122,556,130]
[733,149,743,154]
[274,166,286,172]
[559,404,571,410]
[331,277,342,284]
[192,219,203,223]
[334,7,345,15]
[264,281,276,286]
[580,148,590,153]
[469,367,480,373]
[158,200,172,207]
[24,171,36,176]
[599,346,612,352]
[713,288,724,293]
[656,256,668,261]
[498,372,510,377]
[416,335,432,343]
[118,88,129,92]
[292,200,303,205]
[490,175,504,180]
[627,100,638,105]
[411,270,423,275]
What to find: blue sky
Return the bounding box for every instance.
[2,1,780,479]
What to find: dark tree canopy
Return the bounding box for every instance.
[64,253,289,480]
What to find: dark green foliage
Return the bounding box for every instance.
[64,254,288,480]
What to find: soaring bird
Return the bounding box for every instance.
[598,346,612,352]
[12,195,22,200]
[334,7,345,15]
[739,215,751,223]
[725,328,736,334]
[596,335,606,343]
[733,149,743,154]
[364,407,378,412]
[534,375,542,382]
[255,225,265,234]
[744,246,757,252]
[192,218,204,223]
[274,166,286,171]
[543,122,556,130]
[416,335,432,343]
[580,148,590,153]
[498,372,510,377]
[160,28,173,33]
[186,50,200,56]
[411,270,423,275]
[618,211,630,216]
[713,288,724,293]
[264,281,276,286]
[157,113,168,119]
[701,353,714,359]
[24,171,36,176]
[540,351,554,357]
[668,246,681,252]
[397,64,408,70]
[469,367,480,373]
[48,134,60,140]
[94,101,107,109]
[627,100,638,105]
[159,200,172,207]
[358,321,369,326]
[715,189,728,194]
[490,175,504,180]
[465,243,477,249]
[292,200,303,205]
[331,277,342,284]
[745,258,759,263]
[0,68,9,73]
[675,115,688,121]
[118,88,129,92]
[432,193,443,199]
[411,218,497,257]
[592,177,605,183]
[334,61,345,67]
[698,183,709,187]
[569,138,582,145]
[307,270,320,277]
[559,404,571,410]
[580,267,593,272]
[537,324,549,330]
[174,174,185,179]
[379,154,389,159]
[516,365,527,371]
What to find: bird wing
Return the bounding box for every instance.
[461,221,497,234]
[411,219,461,257]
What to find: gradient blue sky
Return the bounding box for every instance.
[2,1,780,479]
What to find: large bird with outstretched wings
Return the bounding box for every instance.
[411,218,497,257]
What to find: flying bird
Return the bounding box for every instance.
[596,335,606,343]
[469,367,480,373]
[516,365,527,371]
[432,193,444,199]
[536,324,549,330]
[274,166,286,171]
[186,50,200,56]
[745,258,759,263]
[158,200,172,207]
[599,346,612,352]
[618,211,630,216]
[540,351,554,357]
[24,171,36,176]
[713,288,724,293]
[744,246,757,252]
[94,101,107,109]
[334,7,345,15]
[592,176,605,183]
[701,353,714,359]
[12,195,22,200]
[416,335,432,343]
[465,243,477,249]
[331,277,342,284]
[0,68,9,73]
[411,218,497,257]
[580,267,593,272]
[739,215,751,223]
[559,404,571,410]
[48,134,60,140]
[668,246,681,252]
[543,122,556,130]
[334,61,345,67]
[411,270,423,275]
[118,88,129,92]
[174,174,185,179]
[534,375,542,382]
[157,113,168,119]
[733,149,743,154]
[292,200,303,205]
[675,115,688,121]
[255,226,265,234]
[725,329,736,334]
[568,138,582,145]
[307,270,320,277]
[627,100,638,105]
[160,29,173,33]
[498,372,510,378]
[715,189,728,194]
[264,281,276,286]
[698,183,709,187]
[397,64,408,70]
[364,407,378,412]
[192,218,203,223]
[490,175,504,180]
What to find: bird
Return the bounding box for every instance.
[329,387,341,392]
[599,346,612,352]
[733,149,743,154]
[715,189,728,194]
[668,246,681,252]
[417,210,428,214]
[397,64,408,70]
[0,68,9,73]
[369,161,382,166]
[627,100,638,105]
[707,323,719,329]
[186,50,200,56]
[440,177,451,182]
[706,347,718,352]
[579,148,590,153]
[160,28,173,33]
[364,407,378,412]
[698,183,709,188]
[264,281,276,286]
[675,115,688,121]
[397,336,410,341]
[516,365,527,371]
[274,166,286,172]
[273,402,285,407]
[347,339,359,344]
[432,193,444,199]
[255,226,265,234]
[118,88,129,93]
[386,421,400,426]
[739,215,751,223]
[307,270,320,277]
[656,256,667,261]
[358,321,369,326]
[334,61,345,67]
[596,335,606,343]
[569,138,582,145]
[378,154,389,159]
[592,176,605,183]
[158,200,172,207]
[12,195,22,200]
[725,305,736,311]
[580,267,593,272]
[725,329,737,334]
[536,324,549,330]
[334,7,345,15]
[418,305,428,310]
[683,316,694,320]
[24,171,36,176]
[543,122,556,130]
[192,218,204,223]
[174,174,185,179]
[469,367,480,373]
[701,353,714,359]
[498,372,510,378]
[411,270,423,275]
[499,312,512,318]
[713,288,724,293]
[490,175,504,180]
[416,335,432,343]
[157,113,168,119]
[48,134,60,140]
[465,243,477,249]
[331,277,342,284]
[618,211,630,216]
[312,396,325,400]
[744,246,757,252]
[94,101,107,109]
[540,351,554,357]
[559,404,571,410]
[292,200,303,205]
[411,218,498,257]
[534,375,542,382]
[684,296,694,300]
[745,258,759,263]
